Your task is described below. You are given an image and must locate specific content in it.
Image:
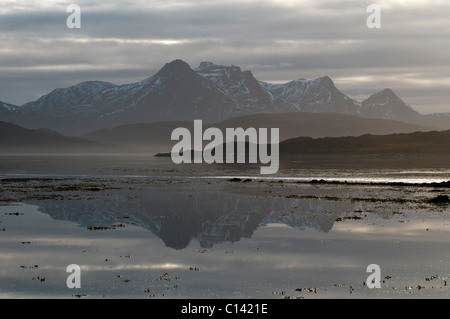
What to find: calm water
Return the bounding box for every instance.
[1,154,449,183]
[0,155,449,298]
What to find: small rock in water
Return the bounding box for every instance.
[428,195,449,204]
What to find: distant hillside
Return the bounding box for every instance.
[82,112,437,153]
[280,130,450,155]
[82,121,194,153]
[0,121,125,154]
[212,112,437,140]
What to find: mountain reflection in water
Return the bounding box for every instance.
[28,186,353,250]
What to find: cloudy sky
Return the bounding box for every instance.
[1,0,449,113]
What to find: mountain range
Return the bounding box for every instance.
[0,121,124,154]
[81,112,436,153]
[1,59,449,135]
[1,117,448,157]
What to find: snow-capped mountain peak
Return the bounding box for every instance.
[361,88,420,121]
[259,75,360,114]
[366,88,403,104]
[196,62,278,112]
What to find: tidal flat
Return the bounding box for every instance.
[0,155,449,299]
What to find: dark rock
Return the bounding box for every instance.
[428,195,450,204]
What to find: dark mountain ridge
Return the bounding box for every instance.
[0,121,124,154]
[280,130,450,155]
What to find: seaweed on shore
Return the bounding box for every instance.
[308,179,450,188]
[428,195,450,205]
[335,216,363,222]
[87,224,127,231]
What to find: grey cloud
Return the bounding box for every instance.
[0,2,384,40]
[0,0,449,113]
